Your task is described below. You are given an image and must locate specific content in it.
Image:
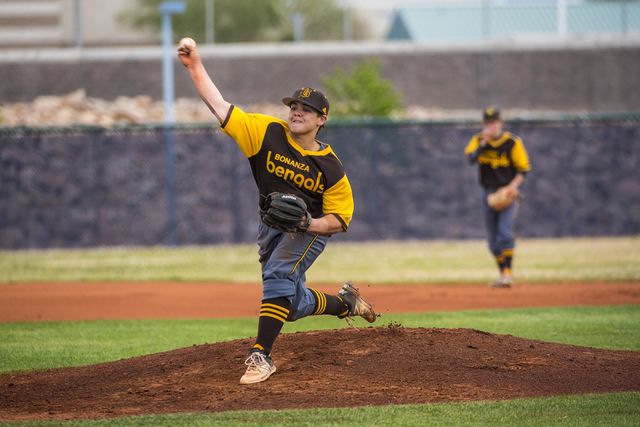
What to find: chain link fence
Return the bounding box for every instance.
[387,1,640,42]
[1,114,639,249]
[2,0,639,49]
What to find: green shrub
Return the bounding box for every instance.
[322,57,403,118]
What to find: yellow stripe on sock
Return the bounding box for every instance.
[260,303,289,322]
[310,289,320,314]
[319,292,326,314]
[259,311,287,323]
[251,344,271,357]
[502,249,514,257]
[260,306,289,316]
[337,295,349,317]
[310,288,326,315]
[261,303,289,316]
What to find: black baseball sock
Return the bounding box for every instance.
[252,297,291,357]
[501,249,514,274]
[309,288,349,316]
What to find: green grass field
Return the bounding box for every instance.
[1,237,639,283]
[1,237,639,426]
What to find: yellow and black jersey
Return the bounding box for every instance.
[464,131,531,189]
[221,105,354,230]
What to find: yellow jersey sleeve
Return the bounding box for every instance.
[221,106,288,159]
[464,133,482,155]
[510,135,531,173]
[322,174,354,231]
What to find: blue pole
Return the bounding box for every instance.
[74,0,82,48]
[206,0,214,44]
[622,0,628,36]
[159,1,186,247]
[292,13,304,42]
[164,129,177,247]
[161,12,175,125]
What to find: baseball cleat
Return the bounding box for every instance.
[239,350,276,384]
[489,273,513,289]
[338,281,377,323]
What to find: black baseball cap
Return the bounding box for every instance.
[282,88,330,116]
[483,107,501,122]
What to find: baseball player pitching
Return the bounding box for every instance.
[177,38,376,384]
[464,107,531,288]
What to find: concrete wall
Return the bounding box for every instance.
[1,40,640,112]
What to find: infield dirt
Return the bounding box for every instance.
[1,281,639,421]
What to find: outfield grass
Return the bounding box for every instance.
[1,237,639,283]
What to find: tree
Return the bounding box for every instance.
[119,0,282,43]
[118,0,361,43]
[321,58,403,118]
[277,0,344,42]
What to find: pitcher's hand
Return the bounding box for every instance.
[177,37,200,68]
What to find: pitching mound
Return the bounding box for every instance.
[2,326,639,422]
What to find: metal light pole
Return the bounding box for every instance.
[160,1,185,125]
[558,0,567,36]
[622,0,628,36]
[159,1,186,247]
[482,0,491,39]
[292,13,304,42]
[342,1,352,41]
[206,0,214,44]
[74,0,82,48]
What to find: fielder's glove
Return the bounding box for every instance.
[260,192,312,233]
[487,187,518,211]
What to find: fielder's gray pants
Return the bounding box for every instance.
[482,188,516,257]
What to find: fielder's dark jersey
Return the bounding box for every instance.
[221,105,354,230]
[464,131,531,189]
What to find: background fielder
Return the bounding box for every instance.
[465,107,531,288]
[177,38,376,385]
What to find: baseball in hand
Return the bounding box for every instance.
[179,37,196,50]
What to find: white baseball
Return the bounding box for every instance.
[179,37,196,49]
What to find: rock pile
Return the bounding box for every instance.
[1,89,573,128]
[0,89,293,127]
[1,89,496,128]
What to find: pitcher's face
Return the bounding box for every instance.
[482,120,503,140]
[288,101,326,136]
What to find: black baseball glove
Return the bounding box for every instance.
[260,192,312,233]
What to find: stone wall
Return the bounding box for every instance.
[1,117,639,249]
[1,41,639,112]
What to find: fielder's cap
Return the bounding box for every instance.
[282,87,330,116]
[483,107,501,122]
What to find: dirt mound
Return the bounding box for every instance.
[2,326,639,422]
